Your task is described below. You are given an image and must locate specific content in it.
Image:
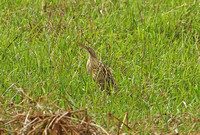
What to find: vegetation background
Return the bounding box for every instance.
[0,0,199,134]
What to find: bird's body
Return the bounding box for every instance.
[75,42,115,93]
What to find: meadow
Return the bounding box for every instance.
[0,0,199,134]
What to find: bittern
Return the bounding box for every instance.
[75,41,115,93]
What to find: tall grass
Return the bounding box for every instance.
[0,0,199,133]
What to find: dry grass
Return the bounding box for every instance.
[0,110,105,135]
[0,87,109,135]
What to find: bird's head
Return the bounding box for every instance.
[75,41,97,59]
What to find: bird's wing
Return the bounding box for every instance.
[97,62,115,87]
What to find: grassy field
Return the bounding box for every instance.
[0,0,200,134]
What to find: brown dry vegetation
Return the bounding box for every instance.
[0,88,106,135]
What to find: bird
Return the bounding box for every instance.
[75,41,116,93]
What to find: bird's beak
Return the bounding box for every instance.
[75,41,87,49]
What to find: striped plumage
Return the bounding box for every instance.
[75,41,115,93]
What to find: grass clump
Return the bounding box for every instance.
[0,0,199,134]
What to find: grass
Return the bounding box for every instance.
[0,0,200,134]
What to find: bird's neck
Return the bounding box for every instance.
[87,55,98,76]
[88,54,98,65]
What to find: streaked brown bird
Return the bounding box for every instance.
[75,41,115,93]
